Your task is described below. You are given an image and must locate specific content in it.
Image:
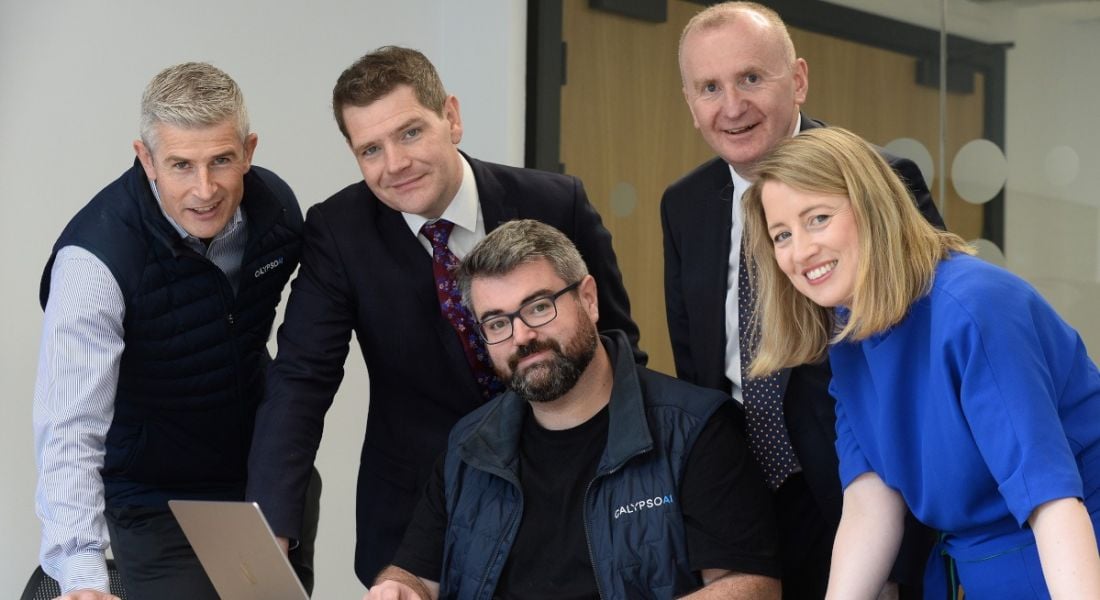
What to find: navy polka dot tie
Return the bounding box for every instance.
[739,245,800,490]
[421,219,505,400]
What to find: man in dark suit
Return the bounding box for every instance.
[246,46,641,587]
[662,3,943,598]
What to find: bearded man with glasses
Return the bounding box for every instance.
[364,220,782,600]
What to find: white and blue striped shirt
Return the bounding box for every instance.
[33,183,246,593]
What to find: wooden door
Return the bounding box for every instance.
[560,0,984,374]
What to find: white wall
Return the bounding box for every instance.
[0,0,525,596]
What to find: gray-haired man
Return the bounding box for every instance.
[33,62,314,599]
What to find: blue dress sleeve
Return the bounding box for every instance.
[832,377,874,490]
[937,279,1084,526]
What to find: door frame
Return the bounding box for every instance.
[525,0,1010,247]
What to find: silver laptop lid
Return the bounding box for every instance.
[168,500,309,600]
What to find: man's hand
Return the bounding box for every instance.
[54,590,120,600]
[363,580,425,600]
[365,566,438,600]
[276,535,290,555]
[681,569,780,599]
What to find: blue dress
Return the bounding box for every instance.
[829,254,1100,598]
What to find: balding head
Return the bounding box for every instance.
[679,1,795,81]
[678,1,808,171]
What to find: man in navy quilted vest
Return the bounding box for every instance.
[366,219,781,600]
[33,62,315,600]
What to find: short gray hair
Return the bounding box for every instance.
[140,62,250,151]
[457,220,589,312]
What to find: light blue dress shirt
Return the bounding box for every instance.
[33,181,246,593]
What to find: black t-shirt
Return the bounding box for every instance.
[495,403,607,599]
[392,401,779,597]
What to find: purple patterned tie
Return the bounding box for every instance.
[421,219,505,400]
[739,245,801,490]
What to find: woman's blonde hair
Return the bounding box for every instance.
[742,127,972,376]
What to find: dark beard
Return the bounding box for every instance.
[502,316,598,404]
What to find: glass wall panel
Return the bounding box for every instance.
[835,0,1100,358]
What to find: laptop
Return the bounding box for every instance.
[169,500,309,600]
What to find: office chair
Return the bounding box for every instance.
[20,560,127,600]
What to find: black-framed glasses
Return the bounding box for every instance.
[476,281,582,344]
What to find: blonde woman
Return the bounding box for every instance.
[742,126,1100,599]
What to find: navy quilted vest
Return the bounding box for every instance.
[40,160,302,507]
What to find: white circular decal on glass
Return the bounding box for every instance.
[970,238,1006,268]
[884,138,935,186]
[952,139,1007,204]
[610,181,638,218]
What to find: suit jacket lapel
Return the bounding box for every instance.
[694,164,735,389]
[467,153,518,232]
[375,196,483,400]
[709,179,734,323]
[799,112,825,133]
[375,201,438,311]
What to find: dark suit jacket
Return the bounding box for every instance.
[660,115,943,586]
[246,155,640,585]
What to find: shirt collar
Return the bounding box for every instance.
[403,154,479,237]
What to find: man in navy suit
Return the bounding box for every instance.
[662,3,942,598]
[246,46,641,586]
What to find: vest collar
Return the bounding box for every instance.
[125,158,190,255]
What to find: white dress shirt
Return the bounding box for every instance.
[402,155,486,258]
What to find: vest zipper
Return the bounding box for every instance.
[582,446,649,600]
[476,477,524,598]
[180,246,239,329]
[582,475,608,600]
